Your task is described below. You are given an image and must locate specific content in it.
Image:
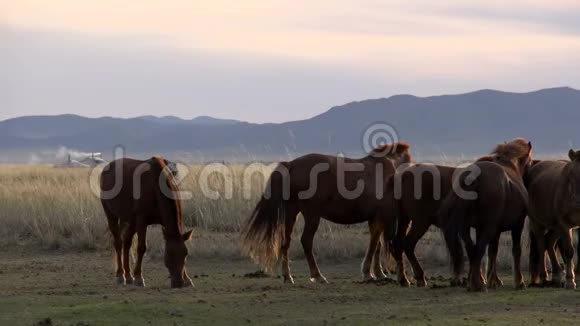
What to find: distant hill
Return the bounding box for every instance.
[137,115,241,126]
[2,87,580,162]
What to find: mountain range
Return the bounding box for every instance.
[1,87,579,162]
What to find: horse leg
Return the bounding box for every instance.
[511,224,525,290]
[121,224,136,285]
[576,229,580,274]
[391,216,410,287]
[104,208,125,285]
[280,205,298,284]
[451,225,472,287]
[362,219,384,283]
[545,230,563,287]
[528,228,541,286]
[530,223,549,286]
[469,228,494,292]
[403,220,431,287]
[557,227,576,289]
[182,269,194,288]
[133,224,147,287]
[301,215,327,283]
[371,237,387,280]
[486,233,503,289]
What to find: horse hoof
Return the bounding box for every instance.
[116,276,126,286]
[283,275,295,284]
[565,280,576,290]
[134,278,146,287]
[449,279,462,287]
[361,275,375,283]
[488,278,503,289]
[399,278,411,288]
[125,277,134,285]
[416,278,427,288]
[546,280,564,288]
[515,282,526,290]
[184,278,195,288]
[310,276,328,284]
[374,272,388,280]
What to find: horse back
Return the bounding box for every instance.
[287,153,393,221]
[526,160,568,222]
[100,158,159,223]
[397,164,456,225]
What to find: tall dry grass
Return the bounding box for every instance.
[0,163,523,268]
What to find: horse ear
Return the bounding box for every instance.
[569,149,576,161]
[527,141,532,154]
[182,230,193,242]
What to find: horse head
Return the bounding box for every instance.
[566,149,580,209]
[164,230,194,288]
[491,138,532,176]
[371,141,412,167]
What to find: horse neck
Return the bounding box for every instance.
[150,157,184,240]
[554,163,575,212]
[494,158,523,178]
[364,156,397,176]
[159,198,183,241]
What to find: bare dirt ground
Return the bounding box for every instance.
[1,249,579,326]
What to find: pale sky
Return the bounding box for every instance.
[2,0,580,122]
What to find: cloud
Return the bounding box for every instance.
[0,27,399,123]
[2,0,580,123]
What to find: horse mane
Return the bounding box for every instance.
[476,155,494,162]
[372,141,410,155]
[153,156,183,234]
[491,138,530,160]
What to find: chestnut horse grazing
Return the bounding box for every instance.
[526,150,580,289]
[442,138,532,291]
[100,157,194,288]
[242,142,411,283]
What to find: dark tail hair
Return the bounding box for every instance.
[241,163,291,271]
[440,172,479,275]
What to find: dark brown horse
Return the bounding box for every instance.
[100,157,194,288]
[392,157,506,287]
[242,142,411,283]
[526,150,580,289]
[442,138,532,291]
[391,164,464,287]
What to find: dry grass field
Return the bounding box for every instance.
[1,163,577,325]
[0,163,455,262]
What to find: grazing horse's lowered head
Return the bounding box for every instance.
[565,149,580,209]
[152,156,194,288]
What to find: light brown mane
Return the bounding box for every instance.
[153,156,183,234]
[491,138,530,161]
[476,155,494,162]
[372,141,411,156]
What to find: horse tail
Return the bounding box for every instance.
[440,171,479,274]
[241,162,292,271]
